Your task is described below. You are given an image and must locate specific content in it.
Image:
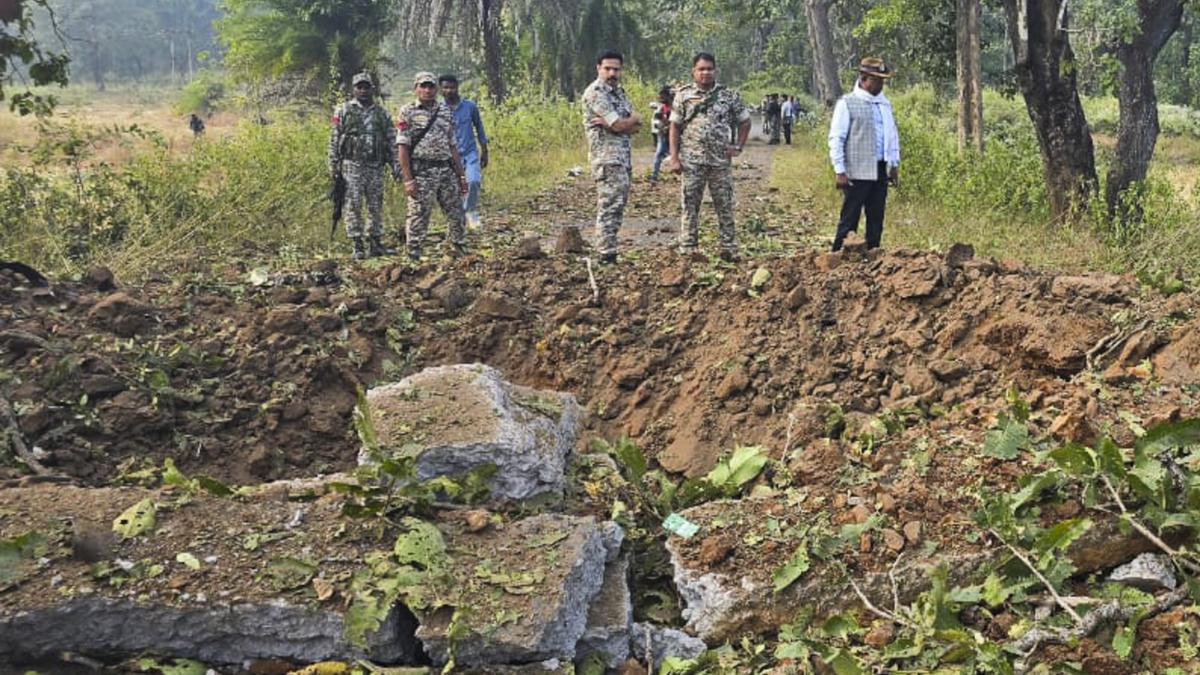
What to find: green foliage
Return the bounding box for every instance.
[1,0,70,115]
[0,530,50,591]
[704,445,769,498]
[176,69,227,115]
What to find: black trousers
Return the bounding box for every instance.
[782,121,792,145]
[832,160,889,251]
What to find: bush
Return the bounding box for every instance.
[176,70,227,116]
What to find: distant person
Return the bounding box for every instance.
[649,86,673,186]
[439,74,490,230]
[780,95,795,145]
[397,72,469,260]
[828,58,900,252]
[188,113,205,138]
[668,52,751,262]
[766,94,782,145]
[582,49,641,265]
[328,72,399,260]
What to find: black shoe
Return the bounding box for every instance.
[599,253,618,265]
[369,238,396,257]
[351,239,368,261]
[406,248,422,262]
[719,250,739,263]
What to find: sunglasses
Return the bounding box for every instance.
[417,82,437,89]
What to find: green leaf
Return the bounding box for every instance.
[705,445,769,496]
[0,531,48,591]
[982,416,1029,460]
[1011,472,1060,512]
[1034,518,1092,555]
[162,458,190,487]
[265,556,317,590]
[1137,418,1200,456]
[826,648,866,675]
[772,543,810,593]
[981,573,1013,607]
[1049,443,1095,476]
[821,613,861,639]
[134,657,210,675]
[1096,437,1128,479]
[393,518,446,571]
[175,552,201,570]
[1112,624,1135,659]
[608,436,647,483]
[113,498,157,539]
[195,475,234,497]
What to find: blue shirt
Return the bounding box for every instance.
[448,98,488,159]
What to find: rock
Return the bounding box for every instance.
[848,504,872,524]
[1050,274,1130,303]
[85,265,117,291]
[460,662,573,675]
[0,329,50,356]
[618,659,649,675]
[464,509,492,532]
[263,307,305,334]
[784,285,807,310]
[876,492,897,513]
[555,226,588,254]
[840,233,867,254]
[944,243,975,269]
[514,235,546,260]
[431,281,474,313]
[928,359,968,381]
[0,596,416,666]
[80,375,127,399]
[882,528,906,552]
[715,368,750,400]
[628,623,707,663]
[416,515,623,666]
[902,521,923,545]
[576,557,632,669]
[362,364,580,501]
[863,624,895,649]
[475,292,524,320]
[814,252,842,272]
[698,536,734,567]
[1048,412,1096,445]
[1109,553,1177,592]
[88,292,155,337]
[658,265,687,288]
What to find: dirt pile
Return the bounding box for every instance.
[3,245,1197,489]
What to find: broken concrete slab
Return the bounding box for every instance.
[1109,552,1177,592]
[629,622,707,664]
[0,485,420,666]
[415,514,623,667]
[362,364,581,501]
[576,556,632,669]
[665,498,1163,642]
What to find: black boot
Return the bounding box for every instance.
[351,238,368,261]
[599,252,618,265]
[369,236,396,257]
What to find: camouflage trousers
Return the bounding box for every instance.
[593,163,631,256]
[406,165,466,256]
[342,160,386,241]
[680,163,737,253]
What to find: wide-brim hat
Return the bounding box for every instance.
[414,71,438,87]
[858,57,894,79]
[352,72,373,87]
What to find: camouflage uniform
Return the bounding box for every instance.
[670,83,750,255]
[329,98,398,255]
[397,99,466,258]
[581,78,634,257]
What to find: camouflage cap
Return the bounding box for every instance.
[414,71,438,87]
[352,72,373,87]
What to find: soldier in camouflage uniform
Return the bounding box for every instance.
[329,72,399,260]
[669,53,752,262]
[396,71,469,261]
[582,49,641,265]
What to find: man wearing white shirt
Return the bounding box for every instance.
[780,96,795,145]
[828,57,900,251]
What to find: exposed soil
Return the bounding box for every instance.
[4,141,1200,672]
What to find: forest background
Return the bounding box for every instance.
[1,0,1200,292]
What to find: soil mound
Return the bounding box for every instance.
[1,248,1197,486]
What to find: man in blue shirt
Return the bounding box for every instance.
[440,74,490,229]
[827,57,900,251]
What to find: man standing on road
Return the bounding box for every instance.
[396,72,469,261]
[766,94,782,145]
[582,49,641,265]
[668,52,751,262]
[828,58,900,252]
[439,74,490,231]
[781,95,795,145]
[329,72,399,260]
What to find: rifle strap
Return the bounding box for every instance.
[408,104,441,153]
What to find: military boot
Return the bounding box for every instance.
[368,236,396,258]
[351,238,369,261]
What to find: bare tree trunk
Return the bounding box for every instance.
[480,0,506,104]
[956,0,984,152]
[1105,0,1184,221]
[805,0,842,107]
[1001,0,1096,222]
[1180,16,1194,105]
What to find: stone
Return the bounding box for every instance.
[555,226,588,254]
[416,515,623,666]
[464,509,492,533]
[784,285,807,310]
[88,292,155,337]
[80,375,127,399]
[715,368,750,400]
[263,307,305,334]
[618,659,649,675]
[628,622,707,663]
[814,252,842,272]
[1109,553,1177,592]
[944,243,975,269]
[697,536,734,567]
[876,492,897,514]
[362,364,580,501]
[85,265,117,292]
[928,359,968,381]
[863,624,895,649]
[848,504,872,524]
[576,557,632,669]
[882,528,906,552]
[1048,412,1096,445]
[658,265,687,288]
[514,235,546,260]
[475,292,524,320]
[902,521,923,545]
[431,281,474,313]
[1050,274,1130,303]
